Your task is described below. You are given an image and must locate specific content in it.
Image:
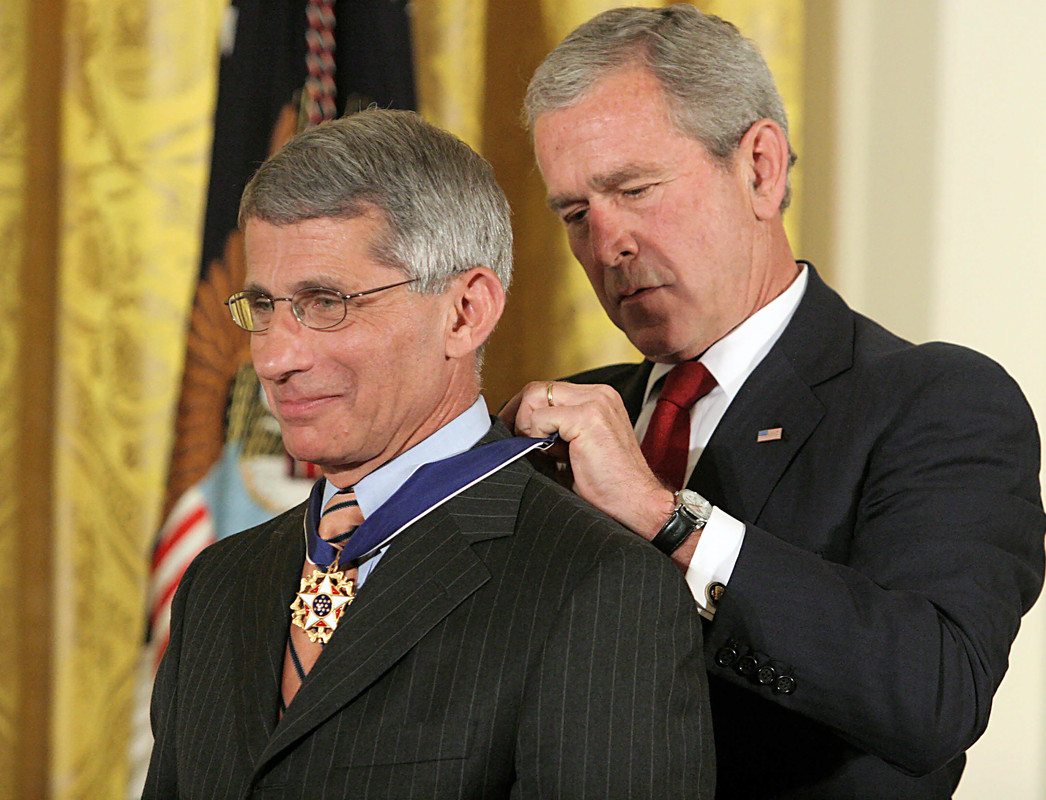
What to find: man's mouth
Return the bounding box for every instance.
[272,394,336,420]
[618,284,661,304]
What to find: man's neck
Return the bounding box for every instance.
[323,376,483,488]
[324,396,492,519]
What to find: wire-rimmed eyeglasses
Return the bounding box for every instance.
[224,279,417,332]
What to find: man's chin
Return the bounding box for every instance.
[626,329,704,363]
[281,437,333,469]
[282,439,372,478]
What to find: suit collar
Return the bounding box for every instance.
[771,262,854,387]
[687,264,854,520]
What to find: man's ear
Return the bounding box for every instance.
[738,118,790,220]
[444,267,506,360]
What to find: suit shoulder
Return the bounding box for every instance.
[515,467,673,569]
[188,500,306,568]
[851,316,1029,401]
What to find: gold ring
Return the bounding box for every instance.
[546,382,555,408]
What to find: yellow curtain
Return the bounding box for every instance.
[2,1,802,796]
[413,0,804,407]
[0,0,29,797]
[48,1,225,797]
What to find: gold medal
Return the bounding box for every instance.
[290,566,355,644]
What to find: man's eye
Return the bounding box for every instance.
[562,208,588,225]
[248,295,274,312]
[622,184,653,198]
[312,294,342,309]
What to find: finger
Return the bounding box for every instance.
[531,381,622,415]
[510,380,563,435]
[497,388,525,431]
[528,404,590,443]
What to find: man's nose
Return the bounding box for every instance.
[587,205,638,267]
[251,303,314,381]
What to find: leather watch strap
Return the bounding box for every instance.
[650,490,711,555]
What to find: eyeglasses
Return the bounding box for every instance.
[224,279,417,332]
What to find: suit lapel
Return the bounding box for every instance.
[689,266,855,522]
[689,349,824,520]
[252,448,526,776]
[234,507,309,765]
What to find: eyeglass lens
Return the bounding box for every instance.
[228,288,347,332]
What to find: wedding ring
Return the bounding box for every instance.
[546,382,555,407]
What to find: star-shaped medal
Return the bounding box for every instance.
[290,569,355,644]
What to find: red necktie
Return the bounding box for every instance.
[281,489,362,711]
[640,362,717,490]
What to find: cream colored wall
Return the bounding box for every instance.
[805,1,1046,797]
[933,4,1046,796]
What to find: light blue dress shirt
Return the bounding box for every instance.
[318,396,492,588]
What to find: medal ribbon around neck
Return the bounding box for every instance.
[302,434,557,572]
[292,435,554,644]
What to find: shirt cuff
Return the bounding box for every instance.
[683,507,745,620]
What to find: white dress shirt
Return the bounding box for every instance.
[635,266,809,618]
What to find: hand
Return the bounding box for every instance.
[500,381,678,540]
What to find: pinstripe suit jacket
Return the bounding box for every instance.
[144,424,715,799]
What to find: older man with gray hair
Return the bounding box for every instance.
[144,108,714,799]
[503,5,1044,798]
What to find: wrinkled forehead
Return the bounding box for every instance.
[243,214,398,293]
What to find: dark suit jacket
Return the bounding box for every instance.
[570,266,1045,798]
[145,424,715,799]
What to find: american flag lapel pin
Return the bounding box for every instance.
[757,427,783,443]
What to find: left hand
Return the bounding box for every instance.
[500,381,677,539]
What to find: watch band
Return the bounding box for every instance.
[650,490,711,555]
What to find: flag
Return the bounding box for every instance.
[757,427,784,443]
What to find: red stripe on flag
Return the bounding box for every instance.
[149,563,191,630]
[152,504,208,570]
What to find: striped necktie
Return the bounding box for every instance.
[281,488,362,711]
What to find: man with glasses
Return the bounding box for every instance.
[501,6,1044,798]
[144,108,714,799]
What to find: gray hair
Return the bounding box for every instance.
[524,4,797,209]
[239,108,513,293]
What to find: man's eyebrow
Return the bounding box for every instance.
[547,193,579,213]
[546,164,663,212]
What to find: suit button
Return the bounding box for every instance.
[774,674,797,694]
[715,644,739,668]
[756,665,777,686]
[736,654,758,677]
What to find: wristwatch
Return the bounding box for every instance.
[650,489,713,555]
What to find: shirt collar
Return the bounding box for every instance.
[644,263,809,405]
[323,396,492,517]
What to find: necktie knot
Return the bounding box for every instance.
[319,489,364,547]
[659,361,716,410]
[640,362,717,490]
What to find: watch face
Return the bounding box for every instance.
[676,490,711,522]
